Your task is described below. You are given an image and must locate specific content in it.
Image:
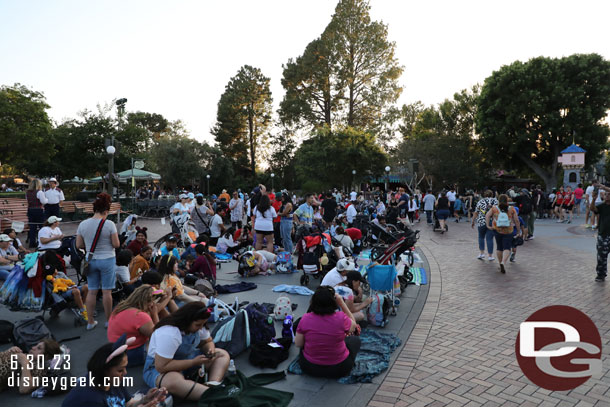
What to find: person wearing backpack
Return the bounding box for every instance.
[0,338,60,394]
[295,285,360,378]
[514,189,533,240]
[485,194,523,274]
[472,190,498,261]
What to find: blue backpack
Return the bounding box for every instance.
[367,294,390,327]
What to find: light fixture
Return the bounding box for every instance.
[106,145,116,155]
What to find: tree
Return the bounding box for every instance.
[213,65,273,177]
[268,130,297,190]
[149,134,203,191]
[476,54,610,191]
[294,126,387,191]
[0,84,53,173]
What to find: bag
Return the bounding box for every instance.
[0,320,15,344]
[275,251,295,274]
[245,303,276,345]
[13,317,54,351]
[195,278,217,298]
[367,294,390,327]
[184,273,198,285]
[249,337,292,368]
[273,296,292,321]
[519,195,532,215]
[211,309,250,357]
[496,209,511,227]
[81,218,106,278]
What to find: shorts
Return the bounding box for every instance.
[564,205,573,211]
[436,209,450,220]
[575,199,582,205]
[494,231,513,251]
[255,229,274,236]
[86,257,116,290]
[60,286,83,300]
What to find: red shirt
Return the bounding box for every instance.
[272,199,282,223]
[574,188,584,200]
[555,192,564,205]
[107,308,152,349]
[346,228,362,241]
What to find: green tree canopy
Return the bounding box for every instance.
[0,84,53,174]
[476,54,610,191]
[213,65,273,177]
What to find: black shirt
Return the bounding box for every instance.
[321,198,337,222]
[436,197,449,210]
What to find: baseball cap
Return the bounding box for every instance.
[49,177,58,183]
[336,258,357,272]
[196,193,203,197]
[167,236,177,242]
[0,234,13,242]
[187,192,194,199]
[47,216,62,223]
[179,194,188,199]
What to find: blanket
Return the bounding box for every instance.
[288,329,401,384]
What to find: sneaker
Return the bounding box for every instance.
[592,225,598,230]
[509,252,515,262]
[477,254,485,260]
[585,224,591,228]
[86,321,98,331]
[556,220,563,223]
[595,276,605,282]
[528,235,534,239]
[487,256,495,261]
[104,322,109,329]
[499,263,506,274]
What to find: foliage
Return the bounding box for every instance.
[213,65,273,177]
[476,54,610,191]
[0,84,53,173]
[267,130,297,190]
[294,126,387,191]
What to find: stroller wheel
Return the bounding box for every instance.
[407,251,414,267]
[391,307,397,316]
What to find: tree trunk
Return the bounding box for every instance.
[347,45,355,126]
[516,149,559,193]
[248,112,255,177]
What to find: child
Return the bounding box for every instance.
[453,195,463,222]
[116,250,142,295]
[510,207,526,262]
[158,254,208,304]
[178,254,195,277]
[46,267,89,320]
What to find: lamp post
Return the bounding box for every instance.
[106,145,116,199]
[271,173,275,191]
[206,174,210,197]
[385,166,391,199]
[352,170,356,192]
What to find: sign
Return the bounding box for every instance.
[515,305,602,391]
[134,160,145,170]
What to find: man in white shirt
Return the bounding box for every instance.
[422,191,436,225]
[350,190,358,201]
[0,234,20,279]
[585,184,595,228]
[44,178,65,219]
[320,258,356,287]
[209,207,226,246]
[346,201,357,226]
[446,187,456,218]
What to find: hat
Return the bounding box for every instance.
[49,177,58,183]
[47,216,62,223]
[336,258,357,272]
[345,270,366,283]
[222,189,227,193]
[187,192,195,199]
[196,193,203,197]
[212,194,217,199]
[167,236,178,242]
[179,194,188,199]
[0,234,13,242]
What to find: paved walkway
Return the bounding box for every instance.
[369,219,610,407]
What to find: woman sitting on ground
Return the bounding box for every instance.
[115,250,142,296]
[0,339,61,394]
[216,228,241,254]
[62,335,168,407]
[129,245,152,280]
[189,244,216,283]
[143,302,230,401]
[158,255,208,304]
[334,226,354,252]
[335,271,373,322]
[107,284,166,367]
[127,228,148,257]
[295,285,360,378]
[141,271,178,316]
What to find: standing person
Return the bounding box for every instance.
[43,178,65,220]
[229,191,244,229]
[209,207,226,247]
[218,189,230,204]
[396,188,409,218]
[26,178,48,249]
[271,193,283,248]
[253,194,277,252]
[446,187,457,218]
[573,183,584,218]
[471,190,498,261]
[485,194,522,274]
[563,186,575,224]
[553,186,565,221]
[192,194,214,236]
[435,192,450,233]
[585,183,595,228]
[590,184,610,282]
[321,192,338,228]
[345,200,357,227]
[547,189,556,219]
[37,216,64,251]
[76,193,121,331]
[514,189,532,239]
[294,194,315,227]
[422,190,436,225]
[452,194,463,222]
[279,193,294,254]
[407,195,419,224]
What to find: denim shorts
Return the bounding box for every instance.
[86,257,116,290]
[60,286,83,300]
[436,209,450,220]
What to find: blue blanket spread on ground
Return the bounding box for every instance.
[288,329,401,384]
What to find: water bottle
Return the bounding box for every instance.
[282,315,294,341]
[228,359,236,376]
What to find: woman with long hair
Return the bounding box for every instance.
[253,194,277,252]
[485,194,522,273]
[435,191,450,233]
[472,190,498,261]
[142,302,230,401]
[76,193,121,330]
[25,178,48,248]
[279,192,294,254]
[158,255,208,304]
[0,338,60,394]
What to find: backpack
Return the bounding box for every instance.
[273,296,292,321]
[496,208,511,227]
[519,195,532,215]
[248,337,292,369]
[0,320,15,344]
[194,278,217,298]
[13,317,54,351]
[245,303,276,345]
[367,294,390,327]
[275,252,295,274]
[211,309,250,357]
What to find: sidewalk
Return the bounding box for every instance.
[369,218,610,406]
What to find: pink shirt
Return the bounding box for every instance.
[574,188,584,200]
[297,311,351,365]
[108,308,152,349]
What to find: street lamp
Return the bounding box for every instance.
[385,166,391,198]
[352,170,356,192]
[106,145,116,199]
[271,173,275,191]
[206,174,210,197]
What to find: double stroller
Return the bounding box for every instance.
[296,227,341,286]
[0,250,88,327]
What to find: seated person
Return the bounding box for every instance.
[335,271,373,321]
[345,227,363,254]
[46,263,89,321]
[178,254,195,278]
[158,255,208,304]
[295,286,360,378]
[333,227,354,253]
[216,228,240,254]
[127,228,148,257]
[189,244,216,283]
[120,214,138,246]
[181,234,209,260]
[320,258,356,287]
[237,250,276,277]
[233,225,253,246]
[3,228,28,254]
[129,246,153,280]
[108,285,165,367]
[141,271,178,316]
[62,335,168,406]
[0,339,61,394]
[143,302,230,401]
[116,250,142,295]
[160,236,180,258]
[0,233,19,281]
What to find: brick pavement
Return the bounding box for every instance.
[369,221,610,407]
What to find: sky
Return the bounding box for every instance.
[1,0,609,144]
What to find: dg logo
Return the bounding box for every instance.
[516,305,603,391]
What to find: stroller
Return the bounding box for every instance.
[0,251,88,327]
[362,263,399,317]
[154,213,199,252]
[297,232,333,286]
[433,211,449,233]
[352,214,371,246]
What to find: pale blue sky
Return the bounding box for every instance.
[1,0,608,143]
